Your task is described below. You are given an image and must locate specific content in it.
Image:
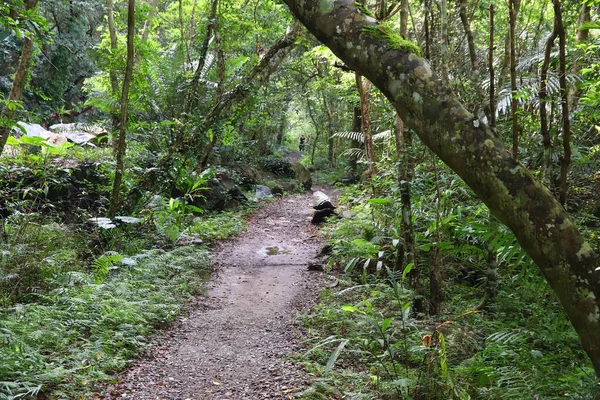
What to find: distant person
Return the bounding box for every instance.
[299,134,306,151]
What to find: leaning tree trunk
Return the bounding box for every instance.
[0,0,39,153]
[108,0,135,218]
[282,0,600,376]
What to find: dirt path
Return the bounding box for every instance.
[102,190,329,399]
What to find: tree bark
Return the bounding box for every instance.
[458,0,476,70]
[108,0,135,218]
[509,0,519,160]
[488,4,495,128]
[282,0,600,376]
[539,4,558,186]
[555,0,569,207]
[568,4,590,110]
[355,73,376,176]
[0,0,39,153]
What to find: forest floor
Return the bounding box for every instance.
[100,189,331,399]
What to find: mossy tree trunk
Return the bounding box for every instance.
[282,0,600,376]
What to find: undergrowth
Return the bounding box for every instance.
[0,246,211,399]
[297,179,599,399]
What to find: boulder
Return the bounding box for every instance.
[292,162,312,191]
[255,185,272,199]
[196,173,247,211]
[311,190,337,224]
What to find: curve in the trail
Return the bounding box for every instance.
[102,190,328,400]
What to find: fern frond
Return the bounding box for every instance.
[334,131,364,142]
[372,129,393,142]
[342,148,365,160]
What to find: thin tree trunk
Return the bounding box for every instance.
[394,115,422,312]
[458,0,476,70]
[185,0,219,114]
[489,4,496,128]
[108,0,135,218]
[322,92,336,168]
[355,73,376,176]
[179,0,191,67]
[0,0,39,153]
[568,4,590,112]
[305,97,321,164]
[509,0,519,160]
[429,152,443,315]
[555,0,570,206]
[107,0,121,152]
[424,0,430,59]
[135,0,158,65]
[399,0,408,37]
[348,107,361,177]
[539,5,558,186]
[439,0,448,79]
[396,0,420,311]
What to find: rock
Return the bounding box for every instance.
[292,163,312,190]
[311,208,336,224]
[234,165,258,186]
[277,181,298,193]
[307,262,323,271]
[196,173,248,211]
[318,244,333,257]
[312,191,335,210]
[270,185,284,196]
[314,200,336,210]
[255,185,272,199]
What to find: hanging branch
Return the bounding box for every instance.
[539,2,558,186]
[554,0,570,206]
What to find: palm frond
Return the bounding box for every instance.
[342,147,365,160]
[334,131,364,142]
[372,129,393,142]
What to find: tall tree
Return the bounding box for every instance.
[108,0,135,218]
[282,0,600,376]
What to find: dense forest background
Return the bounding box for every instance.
[1,0,599,398]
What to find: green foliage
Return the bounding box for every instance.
[0,246,211,399]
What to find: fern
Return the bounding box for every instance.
[91,252,123,284]
[334,130,364,142]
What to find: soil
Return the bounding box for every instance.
[100,189,332,400]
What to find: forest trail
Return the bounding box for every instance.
[102,189,329,399]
